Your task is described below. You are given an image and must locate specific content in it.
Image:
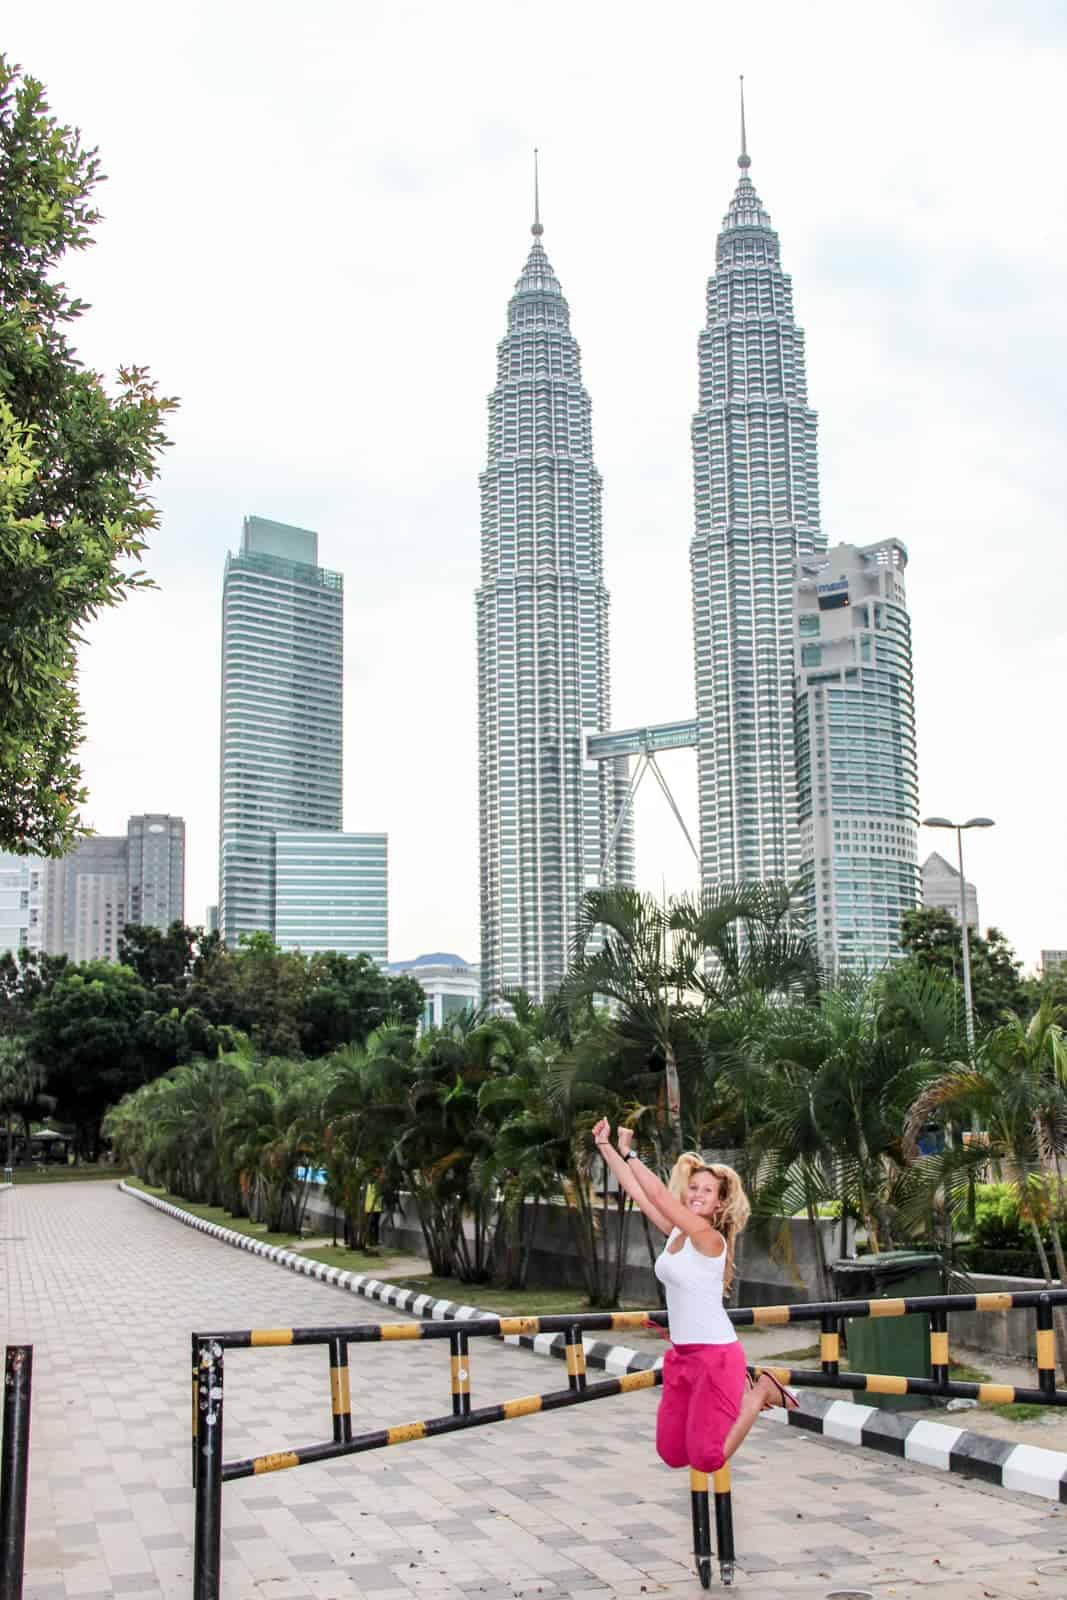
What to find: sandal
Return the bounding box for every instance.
[757,1369,800,1411]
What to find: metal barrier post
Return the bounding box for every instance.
[1036,1294,1057,1398]
[450,1330,471,1417]
[1,1345,32,1600]
[930,1308,949,1392]
[820,1313,840,1379]
[713,1463,735,1587]
[193,1339,224,1600]
[688,1469,712,1590]
[191,1332,199,1486]
[564,1325,588,1393]
[329,1337,352,1443]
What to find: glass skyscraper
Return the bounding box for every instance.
[794,540,919,971]
[690,115,824,892]
[476,198,632,1004]
[274,830,388,962]
[218,517,343,946]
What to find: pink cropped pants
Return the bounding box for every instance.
[655,1341,747,1474]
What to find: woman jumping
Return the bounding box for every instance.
[592,1119,797,1476]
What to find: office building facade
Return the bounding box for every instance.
[386,952,482,1032]
[794,540,919,972]
[42,836,129,963]
[922,851,979,930]
[274,831,388,962]
[0,853,44,959]
[127,814,185,931]
[476,201,632,1004]
[690,114,824,894]
[218,516,343,946]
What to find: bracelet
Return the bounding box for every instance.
[595,1139,611,1148]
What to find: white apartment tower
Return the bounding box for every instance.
[476,184,632,1003]
[690,96,824,893]
[794,540,920,972]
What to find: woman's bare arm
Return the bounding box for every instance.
[592,1119,673,1235]
[617,1138,719,1243]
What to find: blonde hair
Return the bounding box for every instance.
[669,1151,751,1293]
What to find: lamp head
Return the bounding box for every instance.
[963,817,995,829]
[922,816,955,829]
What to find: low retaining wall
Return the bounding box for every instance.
[303,1185,844,1306]
[953,1272,1060,1362]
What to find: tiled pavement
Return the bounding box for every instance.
[4,1185,1067,1599]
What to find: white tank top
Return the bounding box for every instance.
[654,1228,737,1345]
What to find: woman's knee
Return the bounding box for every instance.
[655,1437,692,1470]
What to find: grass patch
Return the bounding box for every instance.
[7,1166,131,1184]
[989,1402,1047,1421]
[361,1273,657,1317]
[124,1178,304,1248]
[295,1244,413,1276]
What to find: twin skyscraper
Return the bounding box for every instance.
[477,109,920,1001]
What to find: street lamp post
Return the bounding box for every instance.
[921,816,995,1054]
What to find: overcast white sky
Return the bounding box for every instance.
[9,0,1066,969]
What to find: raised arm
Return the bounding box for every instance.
[614,1130,716,1241]
[592,1118,673,1236]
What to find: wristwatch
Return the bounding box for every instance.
[624,1150,639,1162]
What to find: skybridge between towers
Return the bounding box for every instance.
[584,718,700,883]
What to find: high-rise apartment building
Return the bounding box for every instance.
[690,105,824,894]
[218,517,343,946]
[42,836,129,963]
[922,851,979,929]
[794,540,919,972]
[476,193,632,1004]
[274,831,388,962]
[38,814,187,962]
[127,814,185,930]
[0,853,44,959]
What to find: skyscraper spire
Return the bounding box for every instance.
[532,147,543,237]
[738,75,750,170]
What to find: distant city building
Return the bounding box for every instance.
[206,905,219,934]
[126,814,185,930]
[691,98,824,900]
[42,836,129,963]
[922,851,979,930]
[795,540,920,973]
[386,952,481,1031]
[476,182,631,1005]
[0,853,44,959]
[218,516,343,946]
[38,814,187,963]
[1040,950,1067,977]
[274,831,388,962]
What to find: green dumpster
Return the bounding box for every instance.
[831,1252,943,1412]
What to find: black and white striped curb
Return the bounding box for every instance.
[120,1180,1067,1503]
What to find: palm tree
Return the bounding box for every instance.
[0,1034,47,1167]
[906,998,1067,1376]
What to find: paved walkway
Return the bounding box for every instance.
[4,1184,1067,1600]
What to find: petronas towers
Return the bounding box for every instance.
[476,193,632,1000]
[478,107,917,1000]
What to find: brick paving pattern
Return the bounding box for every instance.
[3,1182,1067,1598]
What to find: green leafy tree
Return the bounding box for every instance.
[899,907,1025,1030]
[28,961,154,1153]
[0,56,176,854]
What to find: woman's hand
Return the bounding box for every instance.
[616,1126,634,1157]
[591,1117,612,1149]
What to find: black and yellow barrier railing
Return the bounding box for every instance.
[191,1286,1067,1600]
[191,1313,736,1599]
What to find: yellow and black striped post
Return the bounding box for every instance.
[929,1308,949,1392]
[712,1464,735,1586]
[820,1313,840,1379]
[1036,1294,1057,1399]
[450,1330,471,1417]
[329,1337,352,1444]
[688,1469,713,1590]
[564,1325,587,1393]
